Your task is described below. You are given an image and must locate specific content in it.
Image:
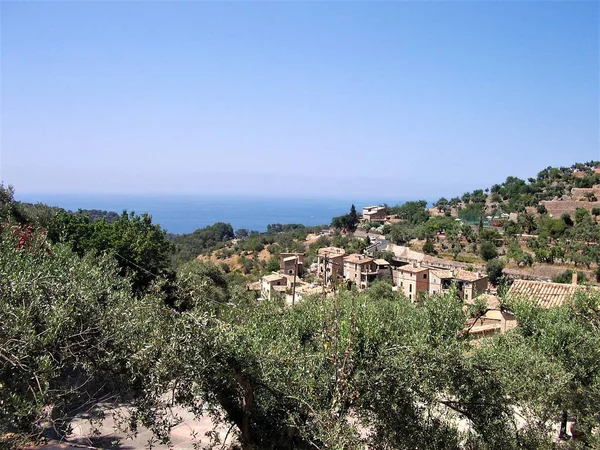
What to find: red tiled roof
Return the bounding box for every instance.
[507,279,597,309]
[430,269,453,279]
[455,270,487,282]
[430,269,485,282]
[344,254,373,264]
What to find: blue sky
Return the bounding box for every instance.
[1,1,598,200]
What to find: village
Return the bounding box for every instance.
[250,195,600,341]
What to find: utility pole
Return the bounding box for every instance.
[322,256,329,296]
[292,255,298,306]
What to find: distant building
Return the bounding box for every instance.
[394,264,430,303]
[429,269,488,301]
[261,273,287,300]
[317,246,346,285]
[279,252,304,277]
[343,254,378,289]
[362,206,387,222]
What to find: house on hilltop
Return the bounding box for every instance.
[362,206,387,222]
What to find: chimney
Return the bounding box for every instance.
[572,271,578,285]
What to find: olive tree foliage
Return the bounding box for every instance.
[138,284,600,450]
[71,277,466,450]
[480,291,600,448]
[0,224,173,445]
[129,286,566,450]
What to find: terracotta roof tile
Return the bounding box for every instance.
[455,270,487,282]
[344,254,374,264]
[507,279,597,309]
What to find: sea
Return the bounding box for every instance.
[15,193,420,235]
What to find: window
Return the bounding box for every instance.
[409,284,412,293]
[423,274,427,279]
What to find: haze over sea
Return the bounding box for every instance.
[15,193,426,235]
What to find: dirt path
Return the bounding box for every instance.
[62,403,234,449]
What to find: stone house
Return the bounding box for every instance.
[261,273,287,300]
[373,259,392,280]
[280,252,304,277]
[317,246,346,285]
[429,269,488,301]
[394,264,430,302]
[362,206,387,222]
[343,254,378,289]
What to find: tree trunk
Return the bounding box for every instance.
[559,410,569,439]
[234,373,254,450]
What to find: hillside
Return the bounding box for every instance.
[432,160,600,220]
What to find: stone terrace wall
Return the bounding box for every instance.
[571,187,600,200]
[541,200,600,217]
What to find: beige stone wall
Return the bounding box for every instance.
[261,278,285,300]
[570,187,600,200]
[396,271,428,302]
[429,272,444,295]
[365,210,386,221]
[345,261,377,288]
[344,262,360,285]
[317,255,344,284]
[541,200,600,217]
